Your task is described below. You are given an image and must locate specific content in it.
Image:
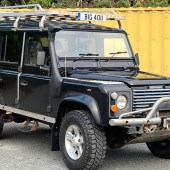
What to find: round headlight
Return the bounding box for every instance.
[110,92,118,99]
[116,95,127,110]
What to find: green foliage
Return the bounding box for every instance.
[92,0,113,8]
[28,0,53,8]
[1,0,10,6]
[78,0,130,8]
[114,0,130,8]
[144,0,169,7]
[0,0,169,8]
[0,0,30,5]
[133,0,143,7]
[53,0,77,8]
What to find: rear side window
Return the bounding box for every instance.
[24,32,49,66]
[0,32,23,63]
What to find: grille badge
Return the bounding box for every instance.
[149,86,163,89]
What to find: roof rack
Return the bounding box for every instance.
[0,4,125,31]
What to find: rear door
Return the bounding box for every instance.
[0,32,23,106]
[19,32,51,115]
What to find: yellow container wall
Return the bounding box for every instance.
[116,8,170,77]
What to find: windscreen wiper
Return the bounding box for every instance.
[109,51,127,57]
[104,51,128,62]
[73,53,99,62]
[99,67,137,72]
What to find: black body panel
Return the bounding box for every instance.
[61,79,108,125]
[19,72,50,115]
[70,72,170,86]
[0,69,18,106]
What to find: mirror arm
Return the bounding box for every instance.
[134,53,140,66]
[40,66,50,71]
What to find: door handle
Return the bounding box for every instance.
[0,78,3,84]
[20,80,28,87]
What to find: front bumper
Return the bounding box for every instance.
[109,97,170,127]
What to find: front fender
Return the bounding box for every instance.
[61,92,101,125]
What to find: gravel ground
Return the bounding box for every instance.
[0,122,169,170]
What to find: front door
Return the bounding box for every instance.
[19,32,51,115]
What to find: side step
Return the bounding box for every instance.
[0,105,55,124]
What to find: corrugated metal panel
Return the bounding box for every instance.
[1,7,170,76]
[116,8,170,77]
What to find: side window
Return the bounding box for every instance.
[25,33,49,65]
[0,32,23,63]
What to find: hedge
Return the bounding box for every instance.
[1,0,170,8]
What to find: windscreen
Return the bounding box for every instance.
[54,31,132,58]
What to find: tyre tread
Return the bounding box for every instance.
[0,120,3,139]
[146,141,170,159]
[60,110,106,170]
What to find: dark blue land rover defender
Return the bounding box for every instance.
[0,4,170,170]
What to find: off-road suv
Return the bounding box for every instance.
[0,4,170,170]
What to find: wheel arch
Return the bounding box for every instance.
[57,93,101,125]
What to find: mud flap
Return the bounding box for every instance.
[0,119,4,135]
[0,119,4,125]
[51,124,60,151]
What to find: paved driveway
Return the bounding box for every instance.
[0,123,169,170]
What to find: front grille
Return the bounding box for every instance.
[132,88,170,110]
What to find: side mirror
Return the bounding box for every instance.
[134,53,140,66]
[37,51,45,66]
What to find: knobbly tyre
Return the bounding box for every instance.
[0,4,170,170]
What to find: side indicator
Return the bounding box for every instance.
[111,105,118,113]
